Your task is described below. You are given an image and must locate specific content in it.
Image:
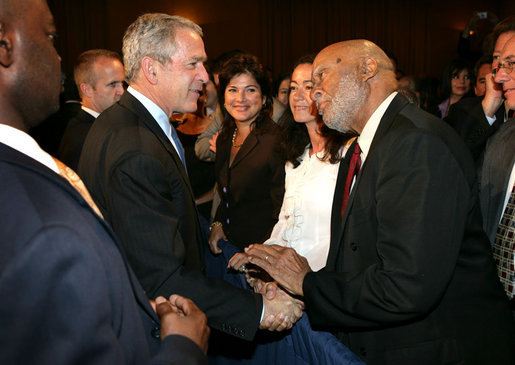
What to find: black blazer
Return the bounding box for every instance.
[445,95,505,164]
[303,94,515,364]
[215,116,285,250]
[58,108,96,170]
[78,91,261,340]
[0,142,205,364]
[480,119,515,243]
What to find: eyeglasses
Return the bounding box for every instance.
[492,60,514,78]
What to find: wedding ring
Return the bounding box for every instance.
[265,255,269,261]
[240,265,246,272]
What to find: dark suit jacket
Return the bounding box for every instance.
[445,96,505,163]
[58,108,96,170]
[29,101,81,155]
[215,116,285,250]
[480,119,515,243]
[78,92,261,340]
[303,94,515,365]
[0,142,205,364]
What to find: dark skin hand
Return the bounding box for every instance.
[228,253,304,331]
[228,244,312,297]
[153,294,210,354]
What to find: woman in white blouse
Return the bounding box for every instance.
[230,56,354,273]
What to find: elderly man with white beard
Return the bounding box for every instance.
[232,39,515,365]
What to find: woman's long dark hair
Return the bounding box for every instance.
[218,53,273,139]
[280,56,354,167]
[439,59,474,101]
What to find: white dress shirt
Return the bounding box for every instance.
[0,124,58,173]
[81,105,100,118]
[127,86,183,157]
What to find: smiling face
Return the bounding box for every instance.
[289,63,317,124]
[224,72,264,125]
[155,28,208,116]
[311,46,367,133]
[450,68,471,98]
[494,35,515,110]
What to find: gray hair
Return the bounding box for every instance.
[122,13,203,83]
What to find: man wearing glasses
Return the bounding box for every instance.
[480,35,515,322]
[446,16,515,164]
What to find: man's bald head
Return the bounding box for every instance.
[311,39,397,134]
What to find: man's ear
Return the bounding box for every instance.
[141,56,158,85]
[80,82,93,98]
[360,57,378,82]
[0,22,13,68]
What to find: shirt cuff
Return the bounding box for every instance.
[485,113,496,126]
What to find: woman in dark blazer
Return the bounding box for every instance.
[208,54,285,253]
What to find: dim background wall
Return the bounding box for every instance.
[48,0,515,79]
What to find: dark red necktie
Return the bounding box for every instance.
[341,142,361,218]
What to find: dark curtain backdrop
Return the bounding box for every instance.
[48,0,515,79]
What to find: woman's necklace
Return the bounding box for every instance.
[232,128,244,148]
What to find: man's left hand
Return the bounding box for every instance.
[245,244,311,296]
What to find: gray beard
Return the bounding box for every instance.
[323,71,367,133]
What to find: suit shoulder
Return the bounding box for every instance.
[0,162,92,235]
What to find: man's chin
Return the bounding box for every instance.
[177,101,198,114]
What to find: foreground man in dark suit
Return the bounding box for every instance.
[0,0,209,363]
[78,13,301,340]
[239,40,515,364]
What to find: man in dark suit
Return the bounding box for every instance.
[0,0,209,363]
[445,16,515,164]
[480,34,515,315]
[58,49,125,170]
[78,13,301,340]
[240,40,515,364]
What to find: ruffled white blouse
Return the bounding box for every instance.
[264,146,347,271]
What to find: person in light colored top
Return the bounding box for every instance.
[230,55,354,273]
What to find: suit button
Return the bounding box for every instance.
[360,347,367,356]
[239,329,245,337]
[151,326,160,339]
[350,242,358,251]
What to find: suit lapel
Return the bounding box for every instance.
[119,93,196,200]
[327,94,409,268]
[327,139,355,269]
[230,131,259,169]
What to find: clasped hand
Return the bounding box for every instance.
[151,294,210,354]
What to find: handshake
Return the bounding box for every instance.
[228,243,312,331]
[152,244,311,354]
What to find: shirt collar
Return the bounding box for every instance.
[358,91,397,162]
[0,124,58,173]
[127,86,171,138]
[81,105,100,118]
